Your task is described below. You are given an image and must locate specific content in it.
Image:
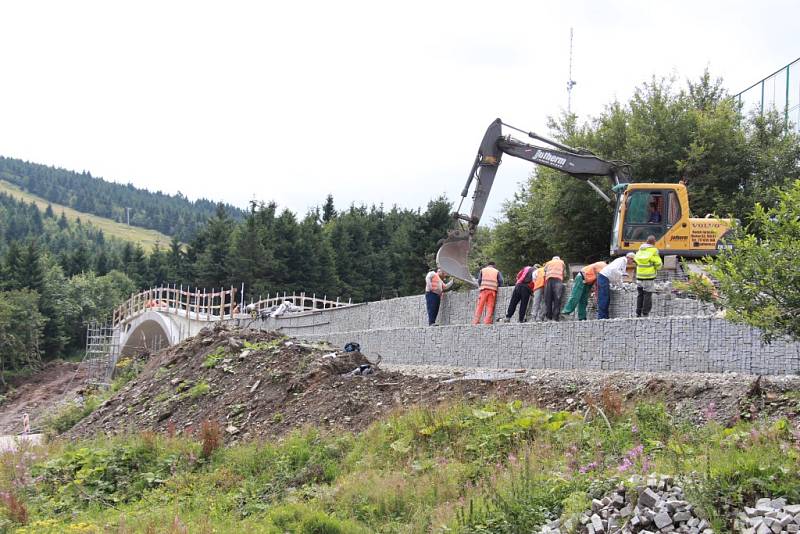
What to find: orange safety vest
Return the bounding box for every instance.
[429,272,443,294]
[532,267,546,291]
[479,266,500,291]
[544,259,565,281]
[581,261,608,285]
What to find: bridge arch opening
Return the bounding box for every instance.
[120,319,172,357]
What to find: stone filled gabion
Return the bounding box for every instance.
[736,498,800,534]
[539,475,712,534]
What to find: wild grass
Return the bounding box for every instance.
[2,400,799,533]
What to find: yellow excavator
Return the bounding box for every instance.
[437,118,734,286]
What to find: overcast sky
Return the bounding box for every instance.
[0,0,796,223]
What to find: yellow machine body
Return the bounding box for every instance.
[611,183,734,258]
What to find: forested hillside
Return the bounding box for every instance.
[0,156,245,241]
[0,186,453,383]
[0,179,172,251]
[172,195,453,302]
[0,192,138,382]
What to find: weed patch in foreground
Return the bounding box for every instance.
[4,400,800,533]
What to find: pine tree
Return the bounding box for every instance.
[19,240,45,292]
[95,249,110,275]
[2,241,23,290]
[322,194,337,224]
[228,206,271,299]
[168,237,187,284]
[195,204,233,288]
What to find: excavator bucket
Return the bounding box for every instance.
[436,230,478,288]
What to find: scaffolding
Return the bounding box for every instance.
[734,57,800,131]
[83,321,119,387]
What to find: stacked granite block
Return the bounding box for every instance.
[242,281,799,376]
[256,284,714,338]
[297,317,800,375]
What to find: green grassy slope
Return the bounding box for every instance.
[0,179,172,251]
[6,397,799,532]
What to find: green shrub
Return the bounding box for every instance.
[202,347,227,368]
[30,434,194,513]
[634,402,672,445]
[188,380,211,398]
[42,395,103,435]
[267,504,368,534]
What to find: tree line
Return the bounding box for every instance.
[157,195,453,303]
[0,156,245,241]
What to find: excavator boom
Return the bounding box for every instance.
[437,118,631,286]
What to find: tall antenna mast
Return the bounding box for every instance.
[567,27,577,114]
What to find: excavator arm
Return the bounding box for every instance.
[437,118,631,286]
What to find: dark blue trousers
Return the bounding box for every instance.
[425,291,441,325]
[597,274,611,319]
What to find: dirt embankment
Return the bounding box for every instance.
[64,324,800,442]
[0,361,86,435]
[68,325,545,442]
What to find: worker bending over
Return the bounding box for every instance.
[503,264,538,322]
[528,264,546,321]
[425,268,453,326]
[596,253,635,319]
[472,261,503,325]
[562,260,607,321]
[543,256,566,321]
[634,235,663,317]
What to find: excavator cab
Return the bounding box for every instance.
[612,183,733,257]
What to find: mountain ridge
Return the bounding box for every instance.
[0,155,245,241]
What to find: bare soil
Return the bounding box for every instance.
[61,324,800,443]
[0,361,87,434]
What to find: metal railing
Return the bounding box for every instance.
[734,56,800,130]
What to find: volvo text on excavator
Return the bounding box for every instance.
[437,118,733,286]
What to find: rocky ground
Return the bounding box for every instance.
[58,324,800,443]
[0,361,86,435]
[68,325,546,442]
[384,365,800,426]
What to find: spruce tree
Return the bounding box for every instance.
[195,204,233,288]
[322,194,337,224]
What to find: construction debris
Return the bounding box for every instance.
[736,498,800,534]
[541,475,711,534]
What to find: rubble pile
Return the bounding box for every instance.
[67,325,545,442]
[541,475,712,534]
[736,498,800,534]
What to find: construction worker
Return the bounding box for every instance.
[597,253,635,319]
[425,268,453,326]
[543,256,566,321]
[503,265,534,322]
[472,261,503,325]
[634,235,663,317]
[528,264,545,321]
[562,260,607,320]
